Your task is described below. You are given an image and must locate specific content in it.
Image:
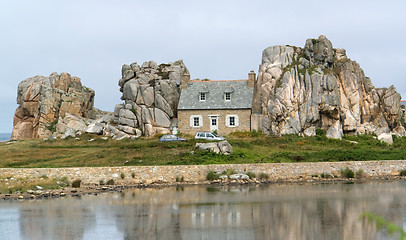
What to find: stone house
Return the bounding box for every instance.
[177,71,255,135]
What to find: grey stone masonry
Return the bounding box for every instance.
[1,160,405,185]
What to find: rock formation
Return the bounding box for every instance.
[254,35,405,142]
[11,72,106,139]
[111,60,188,138]
[195,140,233,155]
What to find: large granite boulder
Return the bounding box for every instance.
[254,35,405,142]
[114,60,189,137]
[11,72,97,139]
[196,140,233,155]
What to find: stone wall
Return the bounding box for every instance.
[178,109,252,135]
[1,161,406,185]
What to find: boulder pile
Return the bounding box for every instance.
[11,72,108,139]
[111,60,188,138]
[254,35,405,143]
[195,140,233,155]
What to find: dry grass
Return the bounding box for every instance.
[0,132,406,168]
[0,175,68,194]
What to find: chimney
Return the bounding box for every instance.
[248,70,255,88]
[181,72,190,89]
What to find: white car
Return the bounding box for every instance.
[194,132,225,141]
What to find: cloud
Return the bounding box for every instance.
[0,0,405,132]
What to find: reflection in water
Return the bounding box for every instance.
[0,181,405,239]
[19,197,96,240]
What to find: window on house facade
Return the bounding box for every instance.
[224,92,231,101]
[229,116,235,126]
[211,118,217,126]
[194,117,200,127]
[190,115,203,128]
[200,92,206,101]
[226,115,239,127]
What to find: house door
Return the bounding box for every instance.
[210,116,218,132]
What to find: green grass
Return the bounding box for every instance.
[0,132,405,168]
[0,175,68,194]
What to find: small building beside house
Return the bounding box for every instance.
[177,71,255,135]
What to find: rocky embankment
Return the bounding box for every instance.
[254,35,405,143]
[2,173,406,201]
[2,160,406,200]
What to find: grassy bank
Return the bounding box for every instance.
[1,131,406,168]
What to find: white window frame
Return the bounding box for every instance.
[199,92,206,101]
[225,114,239,128]
[224,92,231,101]
[190,115,203,128]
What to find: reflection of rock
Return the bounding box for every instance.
[109,183,405,240]
[19,199,96,240]
[254,35,405,143]
[114,60,189,137]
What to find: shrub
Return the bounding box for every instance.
[315,128,326,136]
[340,167,354,178]
[356,169,364,179]
[311,174,319,178]
[320,173,331,178]
[400,169,406,176]
[257,172,269,181]
[99,180,105,185]
[176,176,184,182]
[221,169,237,177]
[246,171,256,179]
[106,179,115,185]
[131,172,135,178]
[72,179,81,188]
[56,176,69,187]
[120,172,125,179]
[206,171,220,181]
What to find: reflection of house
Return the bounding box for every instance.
[177,71,255,135]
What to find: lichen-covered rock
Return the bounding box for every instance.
[254,35,405,141]
[11,72,97,139]
[114,60,189,137]
[195,140,233,155]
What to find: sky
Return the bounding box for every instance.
[1,0,405,133]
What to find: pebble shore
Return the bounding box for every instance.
[2,174,405,201]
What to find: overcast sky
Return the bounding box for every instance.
[1,0,405,133]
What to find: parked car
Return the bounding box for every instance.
[159,134,187,142]
[194,132,225,141]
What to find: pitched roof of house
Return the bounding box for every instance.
[178,80,253,110]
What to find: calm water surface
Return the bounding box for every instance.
[1,181,406,240]
[0,133,11,141]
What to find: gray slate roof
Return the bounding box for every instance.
[178,80,253,110]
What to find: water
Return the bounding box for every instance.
[0,133,11,141]
[1,181,406,240]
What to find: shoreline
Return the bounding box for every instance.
[2,160,406,200]
[2,174,405,201]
